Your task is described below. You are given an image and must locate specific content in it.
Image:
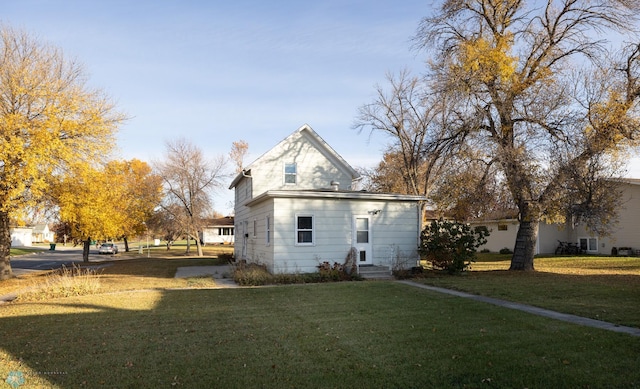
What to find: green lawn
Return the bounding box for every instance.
[1,282,639,388]
[1,253,639,388]
[418,254,640,327]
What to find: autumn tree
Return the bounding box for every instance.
[53,164,122,261]
[103,159,163,251]
[416,0,640,270]
[155,139,227,256]
[0,26,124,278]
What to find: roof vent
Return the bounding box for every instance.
[330,181,340,191]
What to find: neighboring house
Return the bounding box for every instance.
[32,224,55,243]
[200,216,235,245]
[10,227,33,247]
[472,179,640,255]
[228,124,426,274]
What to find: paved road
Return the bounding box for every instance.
[10,246,119,276]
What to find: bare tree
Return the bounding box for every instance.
[155,139,227,256]
[415,0,640,270]
[354,70,467,198]
[229,140,249,174]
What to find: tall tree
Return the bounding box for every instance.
[354,70,465,198]
[0,26,124,278]
[229,140,249,174]
[155,139,226,256]
[104,159,163,252]
[53,163,121,262]
[415,0,640,270]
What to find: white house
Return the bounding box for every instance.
[472,179,640,255]
[228,124,426,274]
[32,224,54,243]
[200,216,235,245]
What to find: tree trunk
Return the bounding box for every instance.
[0,211,13,280]
[83,237,91,263]
[509,220,537,271]
[195,237,203,257]
[123,237,129,252]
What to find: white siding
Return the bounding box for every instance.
[250,129,355,196]
[242,197,421,273]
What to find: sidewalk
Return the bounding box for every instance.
[397,280,640,337]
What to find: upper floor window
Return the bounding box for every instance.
[284,162,297,184]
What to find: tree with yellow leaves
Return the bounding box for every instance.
[0,26,125,278]
[53,159,162,261]
[416,0,640,270]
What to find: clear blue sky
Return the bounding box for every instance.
[4,1,640,214]
[4,0,429,213]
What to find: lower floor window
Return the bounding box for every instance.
[296,215,314,245]
[579,237,598,252]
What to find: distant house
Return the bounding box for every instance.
[32,224,55,243]
[472,179,640,255]
[200,216,235,245]
[228,124,426,275]
[10,227,33,247]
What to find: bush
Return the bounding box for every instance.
[231,262,274,286]
[499,247,513,254]
[17,264,102,301]
[420,220,489,274]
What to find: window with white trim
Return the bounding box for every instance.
[266,215,271,245]
[284,162,297,184]
[295,215,314,245]
[579,237,598,253]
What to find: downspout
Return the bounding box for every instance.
[417,200,425,267]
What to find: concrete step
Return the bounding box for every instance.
[358,265,392,280]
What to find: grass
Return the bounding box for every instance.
[0,283,638,388]
[416,254,640,327]
[0,252,638,387]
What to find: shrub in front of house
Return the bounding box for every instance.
[420,220,489,274]
[231,260,361,286]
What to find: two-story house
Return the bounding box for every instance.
[229,124,426,275]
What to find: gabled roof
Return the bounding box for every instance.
[229,124,360,189]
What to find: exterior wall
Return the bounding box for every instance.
[242,197,421,273]
[537,222,570,254]
[250,129,355,196]
[567,182,640,255]
[475,181,640,255]
[471,220,519,253]
[10,227,33,247]
[201,227,234,244]
[471,220,570,254]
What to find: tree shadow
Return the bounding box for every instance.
[0,288,244,388]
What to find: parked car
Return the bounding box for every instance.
[99,242,119,255]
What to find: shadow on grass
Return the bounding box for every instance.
[1,282,639,388]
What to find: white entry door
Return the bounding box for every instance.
[353,215,372,265]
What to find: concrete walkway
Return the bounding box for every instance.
[397,280,640,337]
